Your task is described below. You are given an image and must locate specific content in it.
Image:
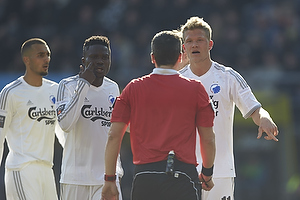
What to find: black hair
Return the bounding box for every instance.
[83,35,110,56]
[151,31,182,66]
[21,38,47,57]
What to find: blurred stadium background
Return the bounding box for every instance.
[0,0,299,199]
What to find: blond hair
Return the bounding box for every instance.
[180,16,212,41]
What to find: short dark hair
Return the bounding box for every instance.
[83,35,111,56]
[21,38,47,57]
[151,31,182,66]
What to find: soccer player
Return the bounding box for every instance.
[55,36,123,200]
[101,30,216,200]
[0,38,59,199]
[179,16,279,200]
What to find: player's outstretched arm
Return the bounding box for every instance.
[251,107,279,141]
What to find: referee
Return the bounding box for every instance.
[101,30,216,200]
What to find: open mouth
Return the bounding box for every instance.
[192,51,200,54]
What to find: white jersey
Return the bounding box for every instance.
[0,76,58,169]
[180,61,261,178]
[56,75,123,185]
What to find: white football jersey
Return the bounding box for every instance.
[0,76,58,169]
[56,75,123,185]
[180,61,261,177]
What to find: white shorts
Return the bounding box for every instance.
[5,161,58,200]
[202,177,235,200]
[60,181,123,200]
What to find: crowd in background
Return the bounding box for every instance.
[0,0,299,88]
[0,0,300,199]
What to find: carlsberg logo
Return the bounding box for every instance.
[81,105,112,122]
[28,107,56,122]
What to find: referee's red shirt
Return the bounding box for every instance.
[111,73,214,166]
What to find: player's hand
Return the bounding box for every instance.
[101,181,119,200]
[257,117,279,142]
[199,173,214,191]
[79,62,95,84]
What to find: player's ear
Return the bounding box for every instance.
[23,56,29,65]
[150,53,155,64]
[208,40,214,50]
[177,53,182,63]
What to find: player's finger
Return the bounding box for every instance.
[264,135,278,141]
[202,183,212,191]
[274,128,279,136]
[79,64,84,72]
[265,130,279,141]
[257,127,263,139]
[78,65,85,77]
[85,62,93,71]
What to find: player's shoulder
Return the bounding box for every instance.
[1,77,24,93]
[104,76,118,86]
[178,65,190,75]
[58,75,78,86]
[212,61,243,78]
[212,61,237,74]
[102,77,120,96]
[43,78,58,86]
[213,61,248,88]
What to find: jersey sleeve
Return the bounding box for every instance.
[230,70,261,119]
[56,78,90,132]
[0,87,14,165]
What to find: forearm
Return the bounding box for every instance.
[105,122,127,175]
[198,126,215,168]
[56,79,89,131]
[251,107,272,126]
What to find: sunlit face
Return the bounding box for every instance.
[82,45,111,79]
[26,44,51,76]
[183,29,213,64]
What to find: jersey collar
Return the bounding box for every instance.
[151,68,179,75]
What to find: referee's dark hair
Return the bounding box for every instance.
[151,31,182,66]
[83,35,111,56]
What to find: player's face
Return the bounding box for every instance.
[27,44,51,76]
[183,29,213,64]
[83,45,111,79]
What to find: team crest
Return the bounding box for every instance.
[108,95,115,105]
[210,83,220,94]
[49,95,56,104]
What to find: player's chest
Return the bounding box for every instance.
[13,88,57,120]
[79,90,117,120]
